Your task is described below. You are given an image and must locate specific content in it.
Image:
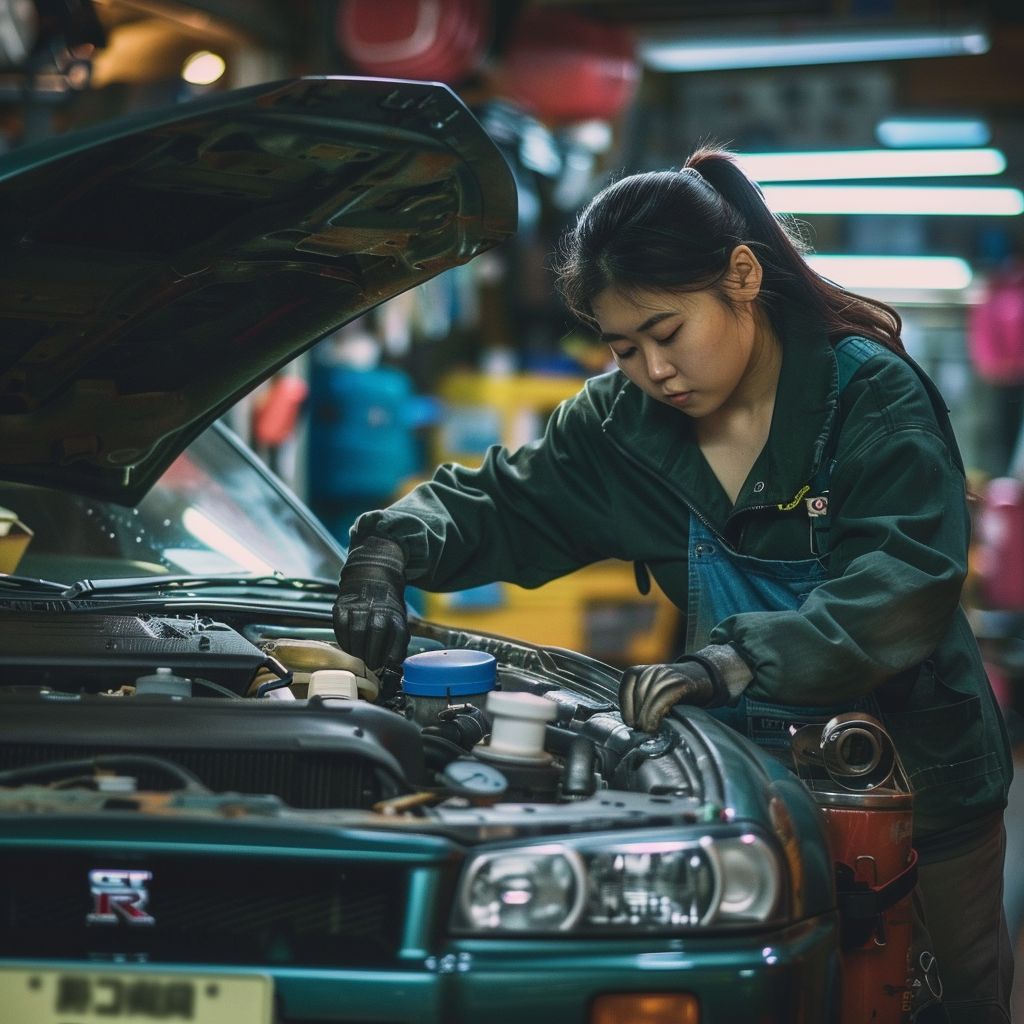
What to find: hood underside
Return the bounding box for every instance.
[0,76,517,504]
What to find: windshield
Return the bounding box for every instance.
[0,425,343,585]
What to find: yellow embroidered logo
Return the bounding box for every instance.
[777,484,810,512]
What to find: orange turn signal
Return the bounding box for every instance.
[590,993,700,1024]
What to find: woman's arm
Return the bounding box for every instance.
[350,389,620,592]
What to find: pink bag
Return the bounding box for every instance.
[968,263,1024,385]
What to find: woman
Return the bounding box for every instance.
[333,149,1013,1022]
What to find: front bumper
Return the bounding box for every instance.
[3,916,839,1024]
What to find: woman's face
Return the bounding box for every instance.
[592,283,761,419]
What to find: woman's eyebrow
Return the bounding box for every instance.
[600,311,675,343]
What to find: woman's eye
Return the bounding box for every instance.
[612,347,636,360]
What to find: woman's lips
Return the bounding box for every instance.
[664,390,692,406]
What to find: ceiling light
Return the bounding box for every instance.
[182,50,225,86]
[736,148,1005,182]
[638,22,989,71]
[807,255,972,291]
[762,184,1023,216]
[876,116,991,148]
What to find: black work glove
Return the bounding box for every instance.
[619,654,731,734]
[332,536,409,672]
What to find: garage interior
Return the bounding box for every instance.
[1,0,1022,1016]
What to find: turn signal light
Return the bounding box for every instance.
[590,993,700,1024]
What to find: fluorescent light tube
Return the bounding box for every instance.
[762,184,1024,216]
[736,148,1005,182]
[876,117,991,148]
[639,24,989,71]
[807,255,972,291]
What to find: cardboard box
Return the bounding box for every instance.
[0,506,33,574]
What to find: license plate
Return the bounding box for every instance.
[0,966,273,1024]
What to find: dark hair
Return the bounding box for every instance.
[554,146,904,353]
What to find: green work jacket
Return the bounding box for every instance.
[353,316,1012,842]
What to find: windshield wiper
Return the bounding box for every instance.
[0,574,71,594]
[63,574,338,600]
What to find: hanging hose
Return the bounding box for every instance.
[254,653,294,697]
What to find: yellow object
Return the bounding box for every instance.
[0,506,33,574]
[433,370,588,466]
[423,562,678,665]
[590,993,700,1024]
[423,372,680,665]
[258,637,380,700]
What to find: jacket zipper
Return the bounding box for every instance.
[605,429,801,553]
[603,429,728,544]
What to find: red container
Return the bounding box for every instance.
[821,797,915,1024]
[794,715,916,1024]
[978,476,1024,610]
[497,9,638,124]
[336,0,491,83]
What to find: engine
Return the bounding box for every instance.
[0,611,711,816]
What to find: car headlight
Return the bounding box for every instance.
[452,832,784,935]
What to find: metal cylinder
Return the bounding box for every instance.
[813,715,915,1024]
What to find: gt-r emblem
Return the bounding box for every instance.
[86,869,155,926]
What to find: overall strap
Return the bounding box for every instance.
[806,336,888,554]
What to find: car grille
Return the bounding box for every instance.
[0,850,408,967]
[0,742,381,809]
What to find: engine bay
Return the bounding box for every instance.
[0,610,720,836]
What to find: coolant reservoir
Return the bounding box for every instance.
[400,649,497,727]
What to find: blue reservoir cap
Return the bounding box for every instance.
[401,649,497,697]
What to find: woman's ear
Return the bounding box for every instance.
[722,244,762,301]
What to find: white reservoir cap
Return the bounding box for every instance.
[479,690,558,764]
[308,669,359,701]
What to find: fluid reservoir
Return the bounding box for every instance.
[400,649,497,727]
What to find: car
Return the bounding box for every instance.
[0,76,897,1024]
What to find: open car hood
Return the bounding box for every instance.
[0,76,516,504]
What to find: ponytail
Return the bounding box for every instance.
[556,146,905,354]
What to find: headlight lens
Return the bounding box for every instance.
[586,843,717,928]
[453,832,784,935]
[460,845,585,932]
[715,834,781,921]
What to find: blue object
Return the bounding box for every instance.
[401,649,497,697]
[445,581,504,609]
[308,365,440,501]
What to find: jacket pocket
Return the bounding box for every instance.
[884,699,1000,788]
[876,671,1003,831]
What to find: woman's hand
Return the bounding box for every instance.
[619,645,753,732]
[332,536,409,672]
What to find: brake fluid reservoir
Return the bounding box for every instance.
[400,649,497,727]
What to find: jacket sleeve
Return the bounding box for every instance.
[349,389,618,591]
[711,353,970,705]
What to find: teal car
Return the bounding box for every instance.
[0,77,841,1023]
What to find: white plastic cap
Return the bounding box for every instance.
[481,691,558,762]
[308,669,359,701]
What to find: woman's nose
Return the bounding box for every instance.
[645,351,675,380]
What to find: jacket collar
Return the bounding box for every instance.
[600,303,839,529]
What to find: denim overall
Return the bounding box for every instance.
[683,337,881,751]
[685,514,875,749]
